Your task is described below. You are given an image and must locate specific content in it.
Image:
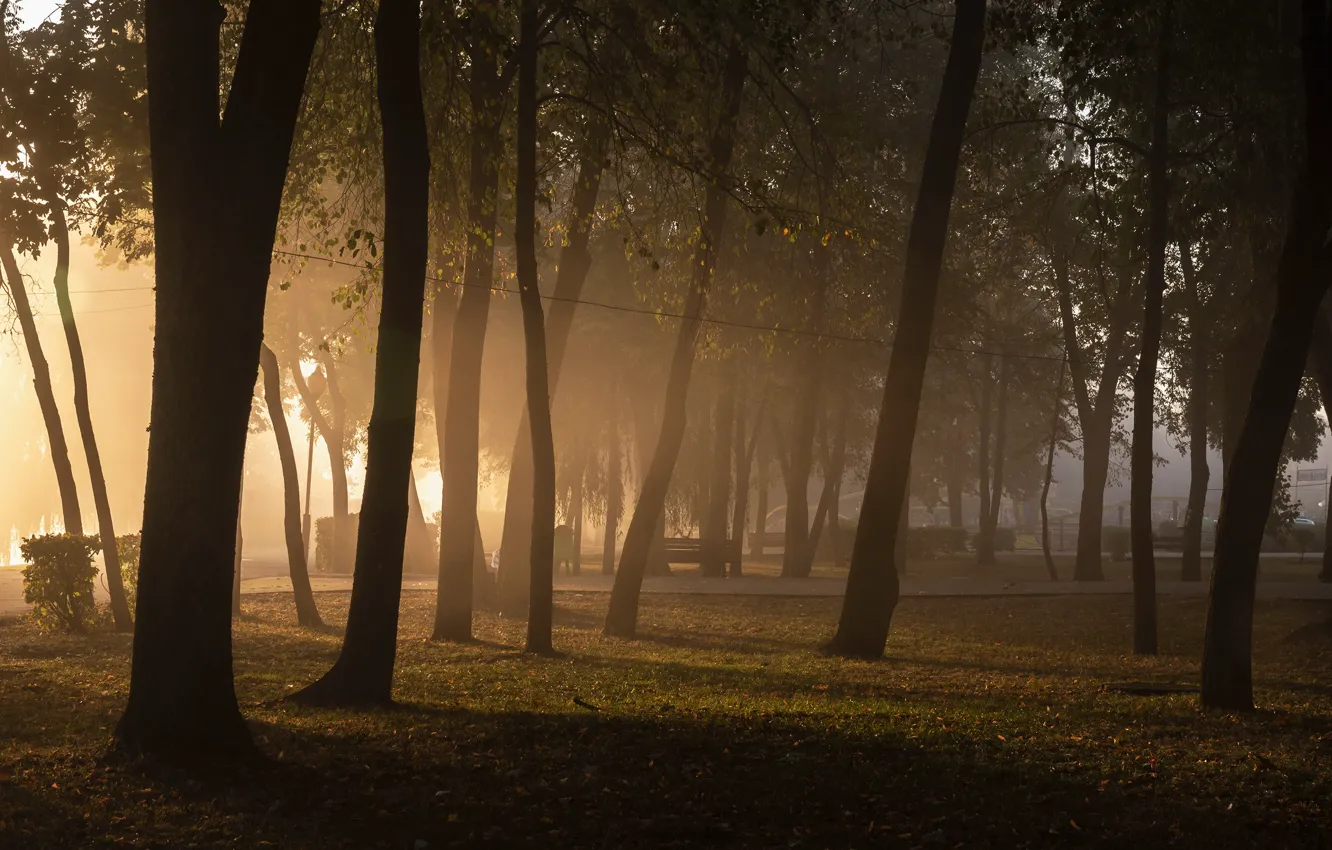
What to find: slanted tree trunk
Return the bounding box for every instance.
[605,38,748,638]
[603,393,621,576]
[804,390,850,573]
[1180,242,1209,582]
[0,246,83,537]
[1202,1,1332,711]
[514,0,557,655]
[1310,305,1332,582]
[116,0,321,760]
[629,394,671,576]
[405,468,435,575]
[435,29,505,641]
[291,359,350,570]
[498,119,611,612]
[45,204,131,630]
[1041,360,1066,582]
[1130,7,1171,656]
[259,345,322,628]
[292,0,429,706]
[701,369,736,577]
[827,0,985,658]
[233,473,243,618]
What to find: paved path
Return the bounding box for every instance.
[6,561,1332,619]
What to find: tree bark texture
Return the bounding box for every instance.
[828,0,985,658]
[1180,242,1209,582]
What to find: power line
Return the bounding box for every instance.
[269,248,1068,364]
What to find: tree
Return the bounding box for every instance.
[1129,5,1172,657]
[0,245,82,542]
[1201,0,1332,711]
[605,31,748,639]
[293,0,429,706]
[435,7,507,641]
[258,344,322,628]
[116,0,322,760]
[826,0,986,658]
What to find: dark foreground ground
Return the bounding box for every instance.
[2,591,1332,849]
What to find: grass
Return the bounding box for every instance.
[2,590,1332,848]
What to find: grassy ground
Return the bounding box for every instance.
[2,591,1332,848]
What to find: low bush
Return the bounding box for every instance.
[992,527,1016,552]
[116,532,142,612]
[908,526,970,559]
[1104,526,1129,561]
[20,533,102,633]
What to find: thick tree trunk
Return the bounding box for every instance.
[1075,426,1112,577]
[46,205,131,629]
[434,33,503,641]
[292,0,429,706]
[976,353,994,564]
[828,0,985,657]
[701,369,736,577]
[259,345,322,627]
[116,0,321,760]
[1180,243,1209,582]
[804,392,849,574]
[498,120,611,613]
[515,0,557,655]
[0,245,83,536]
[233,474,243,618]
[605,39,747,637]
[629,394,671,576]
[1202,1,1332,711]
[1130,8,1171,656]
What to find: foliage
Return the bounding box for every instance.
[1104,526,1130,562]
[19,533,101,633]
[907,526,970,559]
[314,514,360,573]
[115,532,140,613]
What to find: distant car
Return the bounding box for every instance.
[1294,516,1317,528]
[489,547,500,576]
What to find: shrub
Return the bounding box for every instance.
[116,532,142,613]
[315,514,360,572]
[992,527,1016,552]
[907,526,970,559]
[1104,526,1129,562]
[21,533,102,633]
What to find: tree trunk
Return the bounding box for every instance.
[629,393,671,577]
[233,473,243,618]
[1130,6,1171,656]
[828,0,985,658]
[291,359,350,570]
[603,394,621,576]
[514,0,557,655]
[259,345,322,628]
[752,448,769,558]
[1202,0,1332,711]
[605,38,748,638]
[701,369,736,577]
[46,205,131,629]
[292,0,429,706]
[116,0,321,760]
[730,391,764,576]
[405,468,435,575]
[1041,360,1066,582]
[946,448,965,528]
[434,29,503,641]
[803,391,850,574]
[0,245,83,537]
[570,460,584,576]
[976,353,994,564]
[1180,242,1209,583]
[782,291,828,578]
[498,119,611,613]
[983,354,1011,566]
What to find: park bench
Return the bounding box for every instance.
[663,537,703,563]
